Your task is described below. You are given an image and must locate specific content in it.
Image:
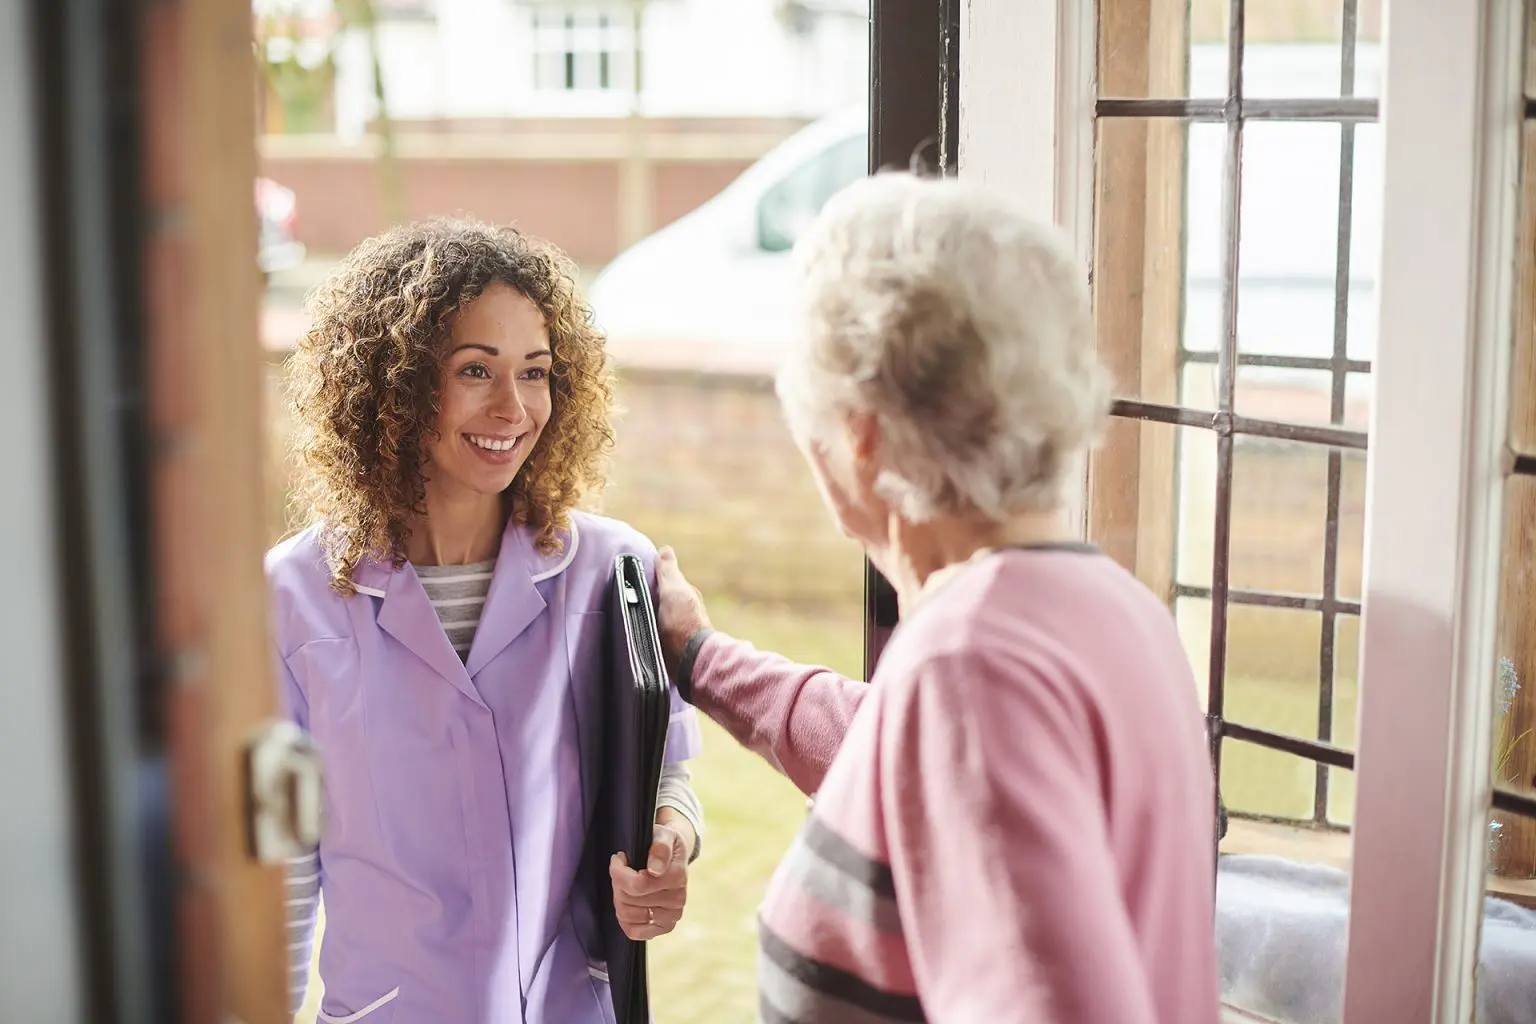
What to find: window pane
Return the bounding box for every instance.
[1240,123,1342,295]
[1183,122,1226,366]
[1232,365,1371,430]
[1098,0,1224,99]
[1178,121,1381,372]
[1169,425,1365,600]
[1336,448,1366,599]
[1528,3,1536,100]
[1221,737,1315,820]
[569,49,602,90]
[1235,121,1382,361]
[1478,469,1536,1017]
[1330,613,1358,811]
[1226,603,1325,818]
[533,51,567,91]
[1229,439,1325,596]
[1177,597,1341,811]
[1490,473,1536,877]
[1241,0,1383,99]
[1512,124,1536,456]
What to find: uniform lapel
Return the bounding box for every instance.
[358,557,487,708]
[464,519,558,679]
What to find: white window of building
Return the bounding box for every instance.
[531,5,635,93]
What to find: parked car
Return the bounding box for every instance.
[588,43,1383,394]
[257,176,306,279]
[587,104,866,375]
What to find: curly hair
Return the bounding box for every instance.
[285,218,615,593]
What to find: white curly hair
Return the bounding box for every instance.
[775,172,1111,523]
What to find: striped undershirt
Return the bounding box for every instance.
[412,558,704,849]
[415,558,498,659]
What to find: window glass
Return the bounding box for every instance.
[1092,1,1381,1019]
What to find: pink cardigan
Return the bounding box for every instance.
[688,547,1220,1023]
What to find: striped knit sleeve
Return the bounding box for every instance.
[274,645,321,1014]
[285,852,321,1014]
[656,761,705,862]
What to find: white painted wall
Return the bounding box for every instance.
[0,0,86,1015]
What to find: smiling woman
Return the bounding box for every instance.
[270,218,706,1024]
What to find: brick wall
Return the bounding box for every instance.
[259,118,807,263]
[262,155,625,264]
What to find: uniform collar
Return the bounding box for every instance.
[349,517,581,700]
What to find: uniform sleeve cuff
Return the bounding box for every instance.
[657,799,705,863]
[675,627,716,704]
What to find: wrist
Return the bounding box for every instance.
[655,806,697,861]
[662,613,708,666]
[674,627,715,703]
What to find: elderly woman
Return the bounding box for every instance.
[655,174,1219,1024]
[269,220,703,1023]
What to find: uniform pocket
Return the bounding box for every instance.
[317,986,400,1023]
[585,965,617,1024]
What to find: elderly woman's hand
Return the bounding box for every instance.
[609,807,695,940]
[655,547,712,675]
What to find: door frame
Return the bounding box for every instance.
[863,0,953,675]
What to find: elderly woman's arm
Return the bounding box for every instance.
[683,629,866,796]
[657,548,867,796]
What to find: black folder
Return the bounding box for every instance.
[598,553,674,1024]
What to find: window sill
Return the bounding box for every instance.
[1222,1004,1281,1023]
[1222,817,1536,911]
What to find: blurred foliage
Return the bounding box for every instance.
[255,2,339,134]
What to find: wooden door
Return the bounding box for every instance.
[140,0,289,1019]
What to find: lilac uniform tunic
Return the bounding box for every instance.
[267,512,704,1024]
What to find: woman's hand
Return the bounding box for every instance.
[609,806,696,940]
[655,547,712,675]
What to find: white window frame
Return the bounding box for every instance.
[1343,2,1523,1019]
[959,1,1527,1021]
